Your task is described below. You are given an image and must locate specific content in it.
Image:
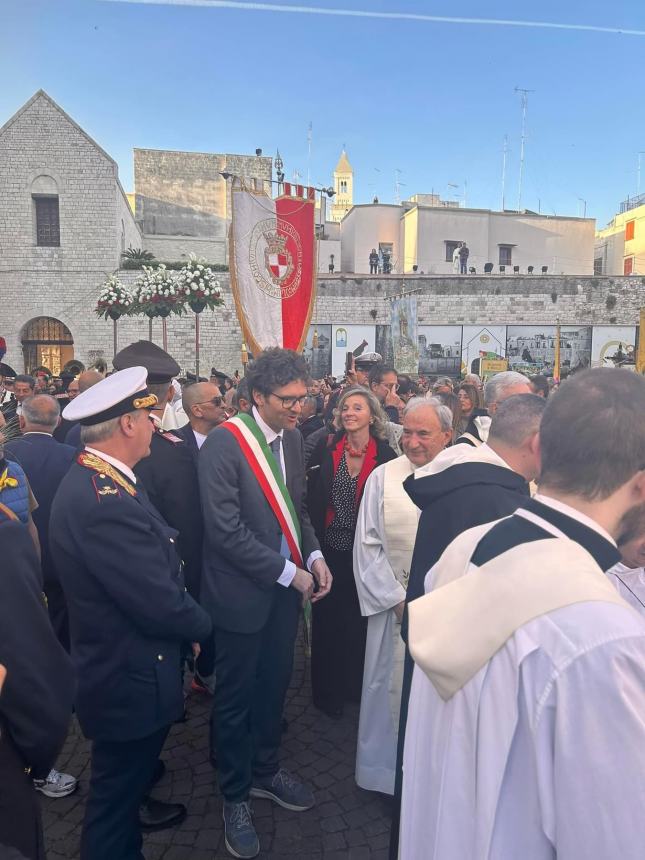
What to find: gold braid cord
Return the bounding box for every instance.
[78,452,137,497]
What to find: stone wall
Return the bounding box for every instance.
[2,271,642,377]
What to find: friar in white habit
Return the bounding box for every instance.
[353,397,452,794]
[400,368,645,860]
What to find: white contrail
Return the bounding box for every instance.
[101,0,645,38]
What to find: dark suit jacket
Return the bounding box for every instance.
[199,419,320,634]
[134,430,203,598]
[64,422,82,449]
[175,423,200,460]
[50,460,211,741]
[0,521,75,777]
[298,414,324,440]
[5,433,75,583]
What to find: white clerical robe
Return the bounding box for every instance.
[606,561,645,616]
[353,456,418,794]
[401,502,645,860]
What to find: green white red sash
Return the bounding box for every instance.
[223,413,303,567]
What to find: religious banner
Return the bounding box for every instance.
[390,295,419,374]
[230,182,317,354]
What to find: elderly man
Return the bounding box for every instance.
[401,369,645,860]
[50,367,211,860]
[457,370,532,446]
[297,394,323,440]
[353,398,452,795]
[177,381,230,455]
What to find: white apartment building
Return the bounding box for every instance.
[340,201,595,276]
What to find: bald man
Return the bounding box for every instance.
[177,382,230,455]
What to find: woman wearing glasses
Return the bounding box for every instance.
[306,387,397,719]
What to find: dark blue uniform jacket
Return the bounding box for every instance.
[50,456,212,742]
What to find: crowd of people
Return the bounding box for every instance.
[0,343,644,860]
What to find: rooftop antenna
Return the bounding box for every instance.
[515,86,534,212]
[501,135,509,210]
[394,169,405,204]
[638,151,645,197]
[307,121,312,187]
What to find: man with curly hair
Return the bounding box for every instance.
[199,348,333,859]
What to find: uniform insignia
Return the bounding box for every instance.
[78,452,137,497]
[157,429,183,445]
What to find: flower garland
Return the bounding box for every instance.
[176,255,224,313]
[133,264,185,318]
[95,274,134,320]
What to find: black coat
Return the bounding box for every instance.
[306,431,397,543]
[134,429,203,598]
[199,419,320,634]
[175,423,200,459]
[298,414,324,440]
[49,459,211,741]
[4,433,75,583]
[403,460,530,615]
[0,521,75,777]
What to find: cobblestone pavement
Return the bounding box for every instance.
[43,633,393,859]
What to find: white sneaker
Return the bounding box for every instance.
[33,768,78,798]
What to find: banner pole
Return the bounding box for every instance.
[195,313,200,379]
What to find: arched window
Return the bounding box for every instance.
[31,175,60,247]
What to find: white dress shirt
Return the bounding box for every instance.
[251,407,322,586]
[192,429,207,449]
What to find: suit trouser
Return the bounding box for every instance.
[0,732,45,860]
[212,586,300,803]
[81,725,169,860]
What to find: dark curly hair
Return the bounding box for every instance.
[246,348,310,402]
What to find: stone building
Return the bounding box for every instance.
[330,150,353,222]
[0,91,641,380]
[134,147,273,264]
[0,89,143,376]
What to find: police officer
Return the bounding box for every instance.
[50,367,212,860]
[113,342,204,600]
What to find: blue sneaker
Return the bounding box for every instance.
[250,768,315,811]
[222,801,259,859]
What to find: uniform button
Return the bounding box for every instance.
[99,473,105,478]
[169,538,175,544]
[157,654,164,661]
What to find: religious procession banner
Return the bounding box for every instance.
[230,182,317,355]
[390,295,419,374]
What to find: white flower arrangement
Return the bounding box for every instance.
[176,254,223,312]
[95,274,134,320]
[133,264,185,317]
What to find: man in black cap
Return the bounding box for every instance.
[50,367,211,860]
[113,341,205,604]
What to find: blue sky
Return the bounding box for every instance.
[2,0,645,225]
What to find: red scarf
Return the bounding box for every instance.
[324,434,378,528]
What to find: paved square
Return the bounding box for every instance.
[43,633,393,859]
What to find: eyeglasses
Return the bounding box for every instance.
[269,393,307,409]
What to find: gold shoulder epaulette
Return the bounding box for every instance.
[78,452,137,497]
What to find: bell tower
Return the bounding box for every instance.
[331,149,353,222]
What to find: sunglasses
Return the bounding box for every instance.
[196,396,224,407]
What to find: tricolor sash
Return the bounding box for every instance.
[224,414,303,567]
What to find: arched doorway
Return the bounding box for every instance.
[21,317,74,375]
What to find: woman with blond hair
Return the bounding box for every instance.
[306,387,397,718]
